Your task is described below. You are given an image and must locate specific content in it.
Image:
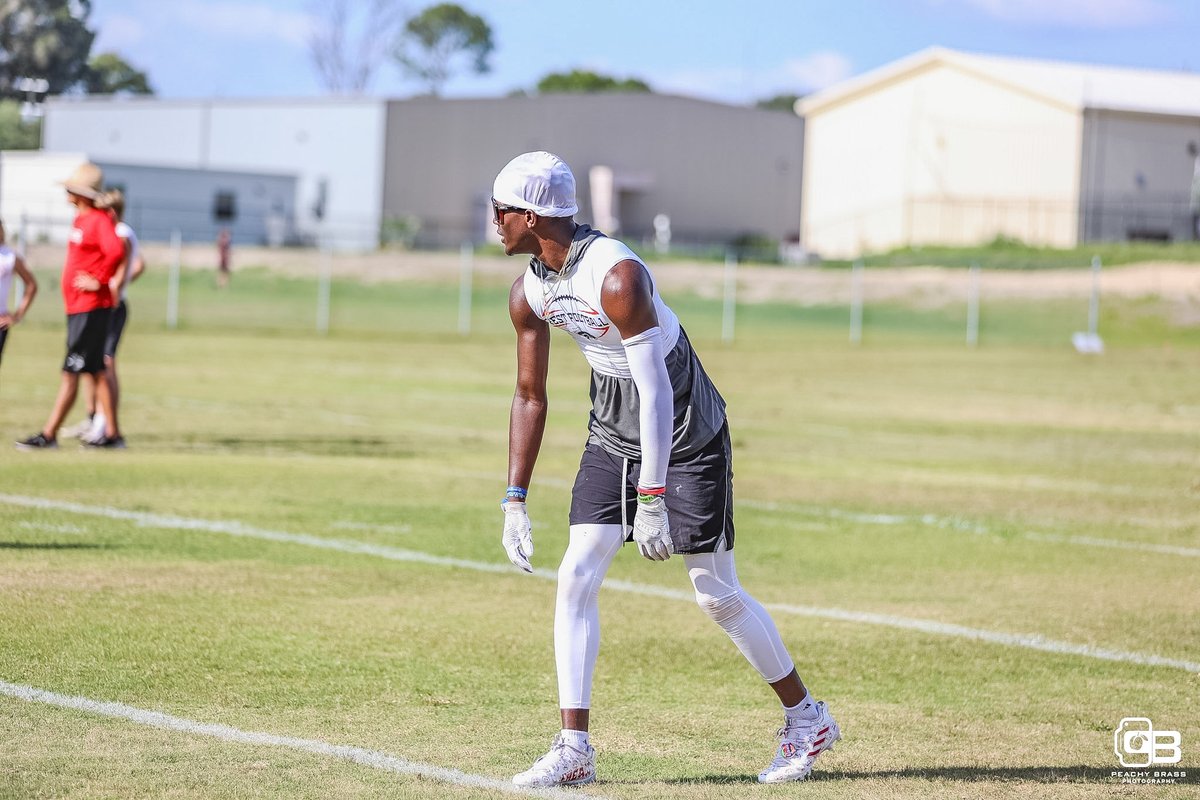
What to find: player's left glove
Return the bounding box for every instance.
[632,491,673,561]
[501,500,534,573]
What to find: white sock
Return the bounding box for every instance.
[90,412,107,437]
[784,695,820,720]
[560,728,590,749]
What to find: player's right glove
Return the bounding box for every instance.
[501,500,534,573]
[632,492,673,561]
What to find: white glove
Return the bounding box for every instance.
[501,500,534,573]
[632,494,673,561]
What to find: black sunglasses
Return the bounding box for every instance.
[491,198,525,224]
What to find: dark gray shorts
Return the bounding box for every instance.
[104,301,128,358]
[63,309,111,374]
[568,424,734,554]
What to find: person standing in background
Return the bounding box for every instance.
[0,217,39,376]
[217,227,232,288]
[15,163,125,450]
[63,189,145,443]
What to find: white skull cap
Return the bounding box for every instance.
[492,151,578,217]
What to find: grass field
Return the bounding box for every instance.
[1,258,1197,799]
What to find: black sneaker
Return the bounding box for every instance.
[15,432,58,450]
[81,435,126,450]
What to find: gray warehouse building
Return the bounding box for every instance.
[36,93,803,252]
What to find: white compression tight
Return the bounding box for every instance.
[555,524,796,709]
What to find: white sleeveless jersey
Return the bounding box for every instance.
[115,222,139,303]
[522,237,680,379]
[0,245,15,316]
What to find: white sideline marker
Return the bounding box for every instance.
[0,680,594,799]
[738,499,1200,559]
[2,493,1197,675]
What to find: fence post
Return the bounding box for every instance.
[166,230,181,330]
[966,261,981,347]
[458,242,474,336]
[316,241,332,335]
[1087,255,1101,338]
[722,249,737,343]
[849,259,864,344]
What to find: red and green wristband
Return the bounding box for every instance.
[637,485,666,504]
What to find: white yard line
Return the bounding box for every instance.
[0,680,595,799]
[452,470,1200,558]
[2,493,1197,675]
[738,499,1200,558]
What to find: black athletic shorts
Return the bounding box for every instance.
[63,308,111,374]
[104,301,128,358]
[0,327,7,363]
[569,423,734,554]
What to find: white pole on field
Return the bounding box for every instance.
[316,241,332,335]
[722,249,737,343]
[166,229,181,330]
[1087,255,1101,337]
[849,259,864,344]
[966,261,981,347]
[458,242,474,336]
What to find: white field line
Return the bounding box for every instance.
[2,493,1197,675]
[0,680,595,799]
[738,499,1200,559]
[451,470,1200,558]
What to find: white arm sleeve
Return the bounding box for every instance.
[622,327,672,489]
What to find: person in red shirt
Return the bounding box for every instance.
[16,163,126,450]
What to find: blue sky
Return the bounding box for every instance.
[92,0,1200,103]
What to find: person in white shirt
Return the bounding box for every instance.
[0,217,39,373]
[494,152,839,788]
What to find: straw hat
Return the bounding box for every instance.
[61,162,104,200]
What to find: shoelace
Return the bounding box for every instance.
[529,736,582,776]
[769,719,821,766]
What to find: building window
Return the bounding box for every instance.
[213,191,237,222]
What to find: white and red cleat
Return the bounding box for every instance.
[512,734,596,788]
[757,700,841,783]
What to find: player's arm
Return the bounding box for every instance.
[129,251,146,283]
[9,255,37,324]
[109,238,132,295]
[96,217,126,284]
[508,274,550,489]
[502,274,549,573]
[602,260,674,561]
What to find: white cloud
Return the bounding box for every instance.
[655,50,853,103]
[172,1,315,47]
[950,0,1169,28]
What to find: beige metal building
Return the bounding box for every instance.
[798,47,1200,258]
[383,93,802,249]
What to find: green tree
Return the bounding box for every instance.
[755,93,804,113]
[0,99,42,149]
[393,3,493,95]
[83,52,153,95]
[0,0,96,99]
[536,69,651,94]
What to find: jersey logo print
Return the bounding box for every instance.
[544,293,611,339]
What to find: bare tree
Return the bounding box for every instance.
[308,0,407,94]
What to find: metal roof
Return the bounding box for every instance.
[799,47,1200,119]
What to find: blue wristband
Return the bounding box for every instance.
[505,485,528,500]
